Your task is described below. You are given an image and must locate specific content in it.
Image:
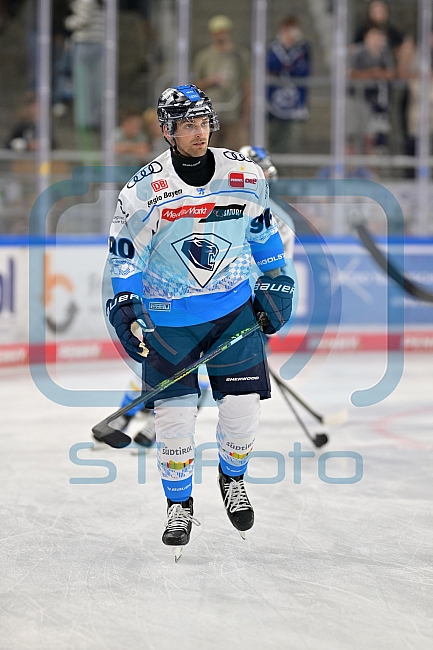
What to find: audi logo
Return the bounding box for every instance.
[223,151,253,162]
[127,161,164,188]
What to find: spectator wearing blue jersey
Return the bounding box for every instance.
[266,15,311,154]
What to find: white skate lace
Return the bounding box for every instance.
[165,503,201,533]
[224,479,251,513]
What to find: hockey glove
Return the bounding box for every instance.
[253,275,295,335]
[106,292,155,362]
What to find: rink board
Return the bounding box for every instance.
[0,236,432,366]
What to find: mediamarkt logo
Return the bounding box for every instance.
[162,202,215,222]
[151,179,168,192]
[229,172,258,188]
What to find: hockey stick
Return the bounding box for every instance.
[269,369,349,427]
[92,321,262,448]
[273,378,328,448]
[355,223,433,304]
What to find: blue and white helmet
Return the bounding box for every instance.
[239,145,278,179]
[157,85,220,136]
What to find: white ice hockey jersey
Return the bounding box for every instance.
[109,147,284,326]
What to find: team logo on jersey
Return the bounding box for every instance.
[171,233,232,287]
[229,172,258,188]
[199,203,246,223]
[161,202,215,222]
[182,238,218,271]
[151,179,168,192]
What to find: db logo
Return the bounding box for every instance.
[229,172,258,188]
[151,179,169,192]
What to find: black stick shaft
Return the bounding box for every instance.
[93,321,261,437]
[269,369,324,423]
[274,378,318,445]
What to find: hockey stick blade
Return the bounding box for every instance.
[92,429,131,449]
[321,409,349,428]
[92,321,262,447]
[274,379,329,448]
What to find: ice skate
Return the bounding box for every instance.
[133,409,156,448]
[218,464,254,538]
[162,497,200,562]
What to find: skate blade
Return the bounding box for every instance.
[173,546,184,562]
[238,531,246,540]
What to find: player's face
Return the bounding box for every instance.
[172,117,210,157]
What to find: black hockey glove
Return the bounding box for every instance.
[253,275,295,335]
[106,292,155,363]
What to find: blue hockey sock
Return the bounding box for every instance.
[162,476,192,502]
[219,453,248,477]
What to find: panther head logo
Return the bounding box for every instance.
[181,237,219,271]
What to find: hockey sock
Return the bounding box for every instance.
[154,395,197,502]
[216,394,260,477]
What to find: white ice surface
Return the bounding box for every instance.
[1,353,432,650]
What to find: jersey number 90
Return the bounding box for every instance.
[109,236,135,259]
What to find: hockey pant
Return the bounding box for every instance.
[155,393,260,501]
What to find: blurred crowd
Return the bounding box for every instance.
[0,1,429,163]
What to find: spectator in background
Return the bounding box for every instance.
[403,30,433,162]
[0,0,24,35]
[354,0,415,77]
[5,92,38,151]
[114,110,150,165]
[354,1,415,154]
[24,0,73,111]
[65,0,105,134]
[193,14,250,151]
[142,107,168,159]
[52,0,73,117]
[348,26,395,154]
[266,15,311,154]
[119,0,153,74]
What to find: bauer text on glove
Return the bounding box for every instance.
[253,275,295,334]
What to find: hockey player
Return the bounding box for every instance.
[105,85,294,559]
[99,145,295,450]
